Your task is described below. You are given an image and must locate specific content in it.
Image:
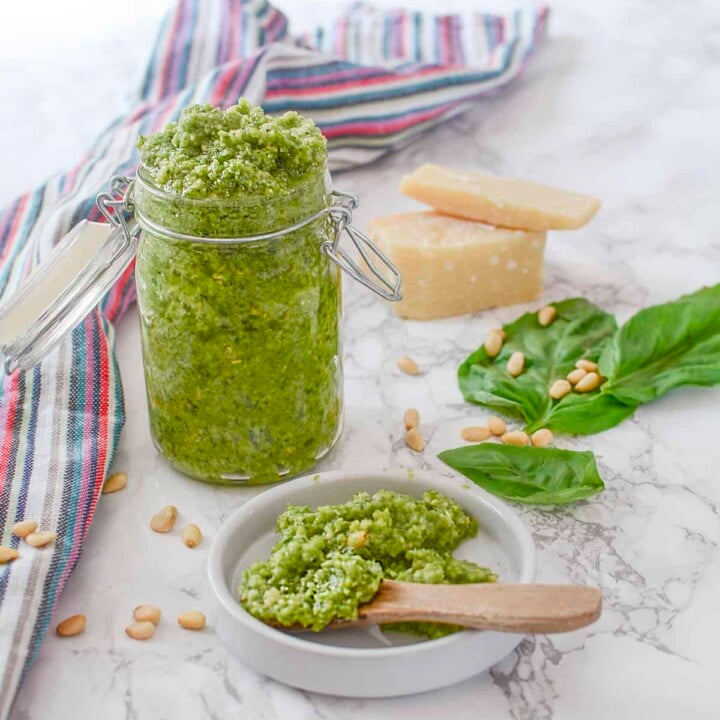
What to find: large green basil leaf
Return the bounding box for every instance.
[438,443,604,505]
[458,298,625,433]
[529,392,636,435]
[600,284,720,405]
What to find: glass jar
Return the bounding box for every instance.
[0,174,401,485]
[133,166,342,484]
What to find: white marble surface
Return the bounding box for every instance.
[4,0,720,718]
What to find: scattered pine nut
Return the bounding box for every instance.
[501,430,530,447]
[25,531,56,548]
[575,372,602,392]
[0,547,20,564]
[56,614,86,637]
[347,530,368,549]
[150,505,178,534]
[178,611,206,631]
[403,408,420,431]
[531,429,554,448]
[484,330,504,358]
[487,416,506,436]
[133,605,162,625]
[102,472,128,494]
[405,428,425,452]
[12,520,37,539]
[507,351,525,378]
[538,306,557,327]
[182,524,202,548]
[125,621,155,640]
[397,355,419,376]
[461,426,491,442]
[490,328,506,340]
[567,368,587,385]
[575,359,598,372]
[549,379,572,400]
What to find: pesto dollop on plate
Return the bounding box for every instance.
[239,490,497,636]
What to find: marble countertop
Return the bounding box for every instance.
[4,1,720,718]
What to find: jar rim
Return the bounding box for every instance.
[135,164,329,209]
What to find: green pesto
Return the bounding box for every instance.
[137,101,327,199]
[135,102,341,484]
[239,490,497,636]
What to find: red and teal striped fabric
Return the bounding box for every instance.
[0,0,547,714]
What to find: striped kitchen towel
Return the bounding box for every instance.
[0,0,547,715]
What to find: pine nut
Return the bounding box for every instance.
[347,530,368,549]
[490,328,506,340]
[567,368,587,385]
[484,330,503,358]
[397,355,419,375]
[575,372,602,392]
[0,547,20,564]
[531,429,554,448]
[461,426,491,442]
[403,408,420,431]
[501,431,529,447]
[125,621,155,640]
[178,611,206,631]
[507,351,525,377]
[405,428,425,452]
[538,306,557,327]
[150,505,178,533]
[25,531,56,548]
[575,359,598,372]
[102,472,127,494]
[487,416,506,436]
[12,520,37,539]
[182,524,202,548]
[549,379,572,400]
[56,614,86,637]
[133,605,161,625]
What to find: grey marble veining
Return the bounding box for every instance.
[7,0,720,718]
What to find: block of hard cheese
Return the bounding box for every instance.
[369,211,546,320]
[400,164,601,231]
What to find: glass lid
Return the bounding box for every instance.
[0,178,138,373]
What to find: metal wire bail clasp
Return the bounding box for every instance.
[96,175,135,237]
[323,191,402,302]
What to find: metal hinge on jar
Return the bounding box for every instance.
[321,191,402,302]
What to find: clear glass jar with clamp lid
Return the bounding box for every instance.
[0,105,401,485]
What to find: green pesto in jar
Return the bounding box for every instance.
[239,490,497,637]
[137,101,327,199]
[135,102,341,484]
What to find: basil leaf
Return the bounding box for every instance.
[526,392,636,435]
[438,444,604,505]
[458,298,620,431]
[601,284,720,405]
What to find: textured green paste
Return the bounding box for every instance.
[137,101,327,198]
[239,490,497,637]
[135,101,341,484]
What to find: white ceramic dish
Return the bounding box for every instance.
[207,470,536,698]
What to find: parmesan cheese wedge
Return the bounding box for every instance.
[400,164,601,231]
[369,211,546,320]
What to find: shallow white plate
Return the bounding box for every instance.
[207,470,536,698]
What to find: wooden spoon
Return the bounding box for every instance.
[273,580,602,633]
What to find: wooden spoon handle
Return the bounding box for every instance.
[357,581,602,633]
